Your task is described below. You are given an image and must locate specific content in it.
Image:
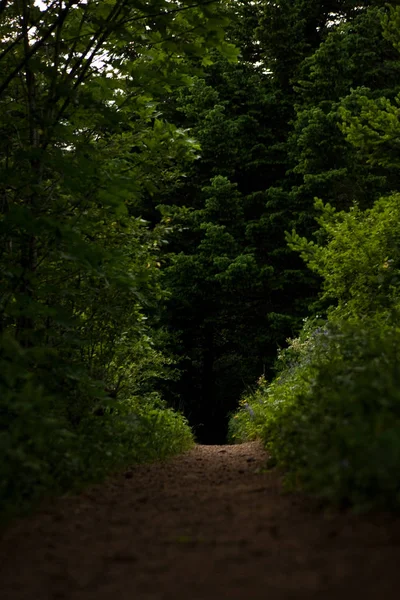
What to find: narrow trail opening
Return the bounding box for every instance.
[1,443,400,600]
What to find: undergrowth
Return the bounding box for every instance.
[0,341,193,523]
[228,319,400,511]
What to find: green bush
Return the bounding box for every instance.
[230,320,400,510]
[0,337,193,522]
[228,316,323,444]
[227,380,267,444]
[79,394,194,474]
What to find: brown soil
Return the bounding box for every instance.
[1,442,400,600]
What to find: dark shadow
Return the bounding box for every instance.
[192,414,229,445]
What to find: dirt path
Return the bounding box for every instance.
[1,443,400,600]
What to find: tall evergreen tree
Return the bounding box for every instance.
[155,2,319,441]
[289,3,400,214]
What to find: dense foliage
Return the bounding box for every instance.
[2,0,400,516]
[229,2,400,510]
[0,0,235,518]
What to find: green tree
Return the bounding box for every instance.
[0,0,234,513]
[289,3,400,214]
[155,2,320,441]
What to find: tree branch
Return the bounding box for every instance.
[0,0,78,97]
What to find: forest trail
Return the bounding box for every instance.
[1,442,400,600]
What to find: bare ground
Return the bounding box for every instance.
[1,442,400,600]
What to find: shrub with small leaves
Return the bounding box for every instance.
[230,319,400,510]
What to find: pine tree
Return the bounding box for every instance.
[155,2,319,441]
